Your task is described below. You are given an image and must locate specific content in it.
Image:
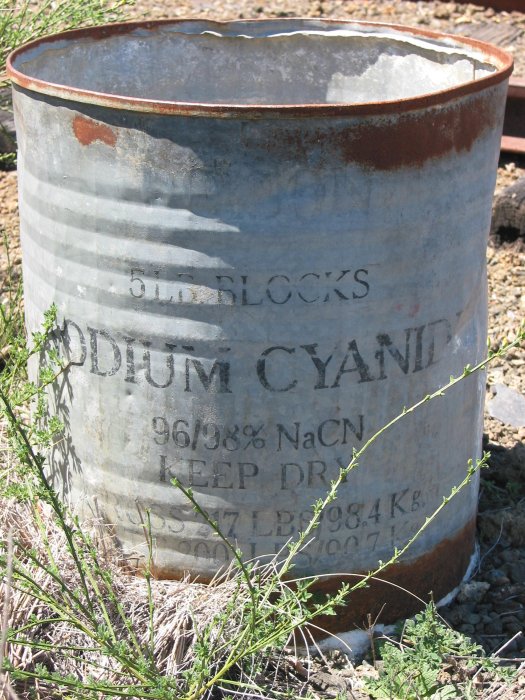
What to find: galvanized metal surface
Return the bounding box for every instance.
[8,19,512,629]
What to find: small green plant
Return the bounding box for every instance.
[0,228,22,351]
[365,601,515,700]
[0,149,16,170]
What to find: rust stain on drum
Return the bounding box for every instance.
[148,518,476,634]
[311,518,477,636]
[342,93,500,170]
[73,115,117,147]
[256,92,501,171]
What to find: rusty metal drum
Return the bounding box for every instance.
[8,19,512,631]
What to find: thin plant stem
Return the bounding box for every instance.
[171,476,259,633]
[0,527,13,668]
[278,325,525,578]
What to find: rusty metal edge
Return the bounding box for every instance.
[310,517,477,635]
[6,18,513,119]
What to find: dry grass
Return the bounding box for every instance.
[0,414,257,698]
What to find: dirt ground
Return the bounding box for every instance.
[1,1,525,697]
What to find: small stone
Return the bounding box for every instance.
[355,660,378,680]
[485,619,504,635]
[492,554,504,567]
[434,7,451,20]
[508,561,525,584]
[454,15,472,25]
[456,581,490,604]
[486,569,510,586]
[503,618,523,635]
[443,608,463,625]
[486,384,525,428]
[500,549,517,563]
[465,613,482,626]
[494,601,516,614]
[492,576,511,588]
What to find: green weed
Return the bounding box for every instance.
[365,601,515,700]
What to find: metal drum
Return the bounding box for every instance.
[8,19,512,631]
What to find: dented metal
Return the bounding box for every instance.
[8,19,512,630]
